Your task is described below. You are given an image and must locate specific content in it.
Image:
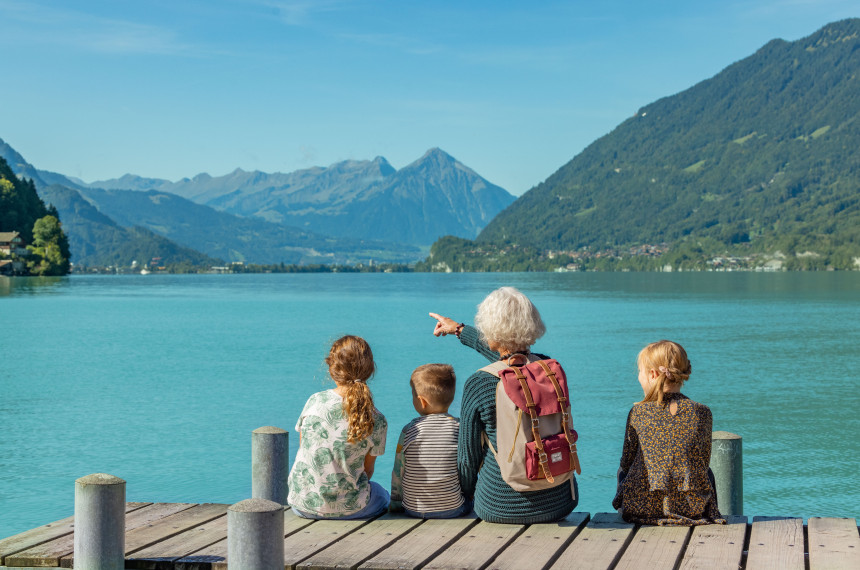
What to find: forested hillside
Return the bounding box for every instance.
[75,187,421,264]
[0,157,71,275]
[39,185,221,269]
[432,19,860,271]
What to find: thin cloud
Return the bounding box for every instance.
[0,0,198,56]
[254,0,356,26]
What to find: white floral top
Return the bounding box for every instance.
[288,389,387,516]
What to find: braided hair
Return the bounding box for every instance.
[637,340,692,405]
[326,335,376,443]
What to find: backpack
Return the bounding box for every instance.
[481,354,581,492]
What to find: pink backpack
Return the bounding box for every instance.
[481,354,581,492]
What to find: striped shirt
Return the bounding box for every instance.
[391,413,465,514]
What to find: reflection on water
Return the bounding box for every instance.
[0,275,69,297]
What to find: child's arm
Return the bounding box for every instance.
[389,428,407,512]
[618,409,638,474]
[612,409,637,510]
[364,453,377,479]
[365,413,387,481]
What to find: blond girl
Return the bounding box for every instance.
[612,340,725,526]
[288,335,389,519]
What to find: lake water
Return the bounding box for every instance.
[1,272,858,537]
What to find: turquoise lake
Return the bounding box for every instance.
[1,272,858,537]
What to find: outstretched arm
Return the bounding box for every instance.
[389,429,406,512]
[429,313,499,362]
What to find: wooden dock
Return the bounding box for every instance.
[1,502,858,569]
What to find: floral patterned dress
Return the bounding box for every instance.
[288,390,387,517]
[612,393,725,526]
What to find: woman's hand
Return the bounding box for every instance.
[429,312,461,337]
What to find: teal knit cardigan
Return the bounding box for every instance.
[457,325,578,523]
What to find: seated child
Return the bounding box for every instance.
[288,335,389,519]
[390,363,471,518]
[612,340,725,526]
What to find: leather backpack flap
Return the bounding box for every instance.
[481,357,575,492]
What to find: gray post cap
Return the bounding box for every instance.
[75,473,126,486]
[253,426,287,434]
[712,431,742,440]
[229,498,283,513]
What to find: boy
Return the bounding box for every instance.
[389,363,470,518]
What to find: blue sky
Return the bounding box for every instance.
[1,1,857,195]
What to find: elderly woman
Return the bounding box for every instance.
[430,287,578,523]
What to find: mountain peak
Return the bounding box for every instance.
[421,147,455,162]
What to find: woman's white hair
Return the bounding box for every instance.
[474,287,546,353]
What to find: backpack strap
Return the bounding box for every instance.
[535,361,581,475]
[479,353,540,377]
[479,355,538,463]
[511,364,555,483]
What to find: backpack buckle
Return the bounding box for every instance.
[531,418,540,430]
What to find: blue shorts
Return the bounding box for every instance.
[291,481,390,520]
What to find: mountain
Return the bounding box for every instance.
[471,19,860,269]
[1,140,422,266]
[0,138,85,190]
[39,185,220,268]
[85,148,515,246]
[0,157,54,244]
[74,187,421,265]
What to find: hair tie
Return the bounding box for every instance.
[659,366,673,381]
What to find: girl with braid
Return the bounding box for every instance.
[612,340,725,526]
[288,335,389,519]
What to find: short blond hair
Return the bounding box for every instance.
[638,340,692,405]
[411,363,456,408]
[474,287,545,353]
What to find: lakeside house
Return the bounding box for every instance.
[0,231,28,257]
[0,232,30,275]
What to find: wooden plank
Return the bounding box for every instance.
[279,518,376,570]
[487,513,589,570]
[550,512,635,570]
[126,514,227,570]
[745,516,804,570]
[5,503,195,568]
[0,502,150,565]
[61,503,225,568]
[359,517,479,570]
[175,510,315,570]
[297,514,424,570]
[678,516,748,570]
[421,520,524,570]
[808,517,860,570]
[614,524,691,570]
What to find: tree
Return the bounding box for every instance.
[26,215,71,276]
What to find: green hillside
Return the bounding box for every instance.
[0,157,71,275]
[40,185,221,269]
[75,187,422,265]
[434,19,860,271]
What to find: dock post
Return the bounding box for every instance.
[227,498,285,570]
[710,431,743,515]
[252,426,289,505]
[73,473,126,570]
